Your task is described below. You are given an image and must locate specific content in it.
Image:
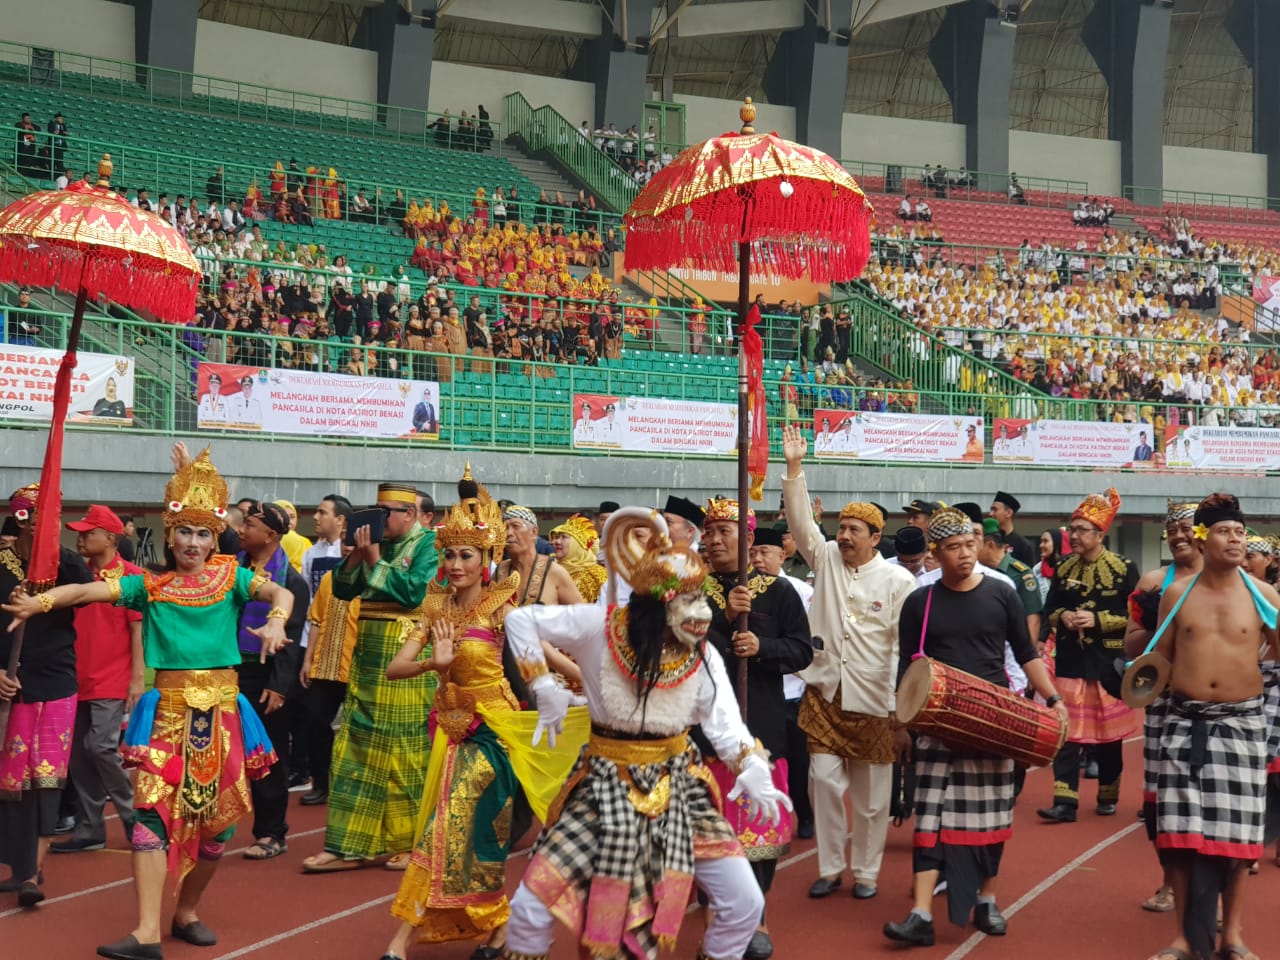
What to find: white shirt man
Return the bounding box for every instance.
[782,428,917,898]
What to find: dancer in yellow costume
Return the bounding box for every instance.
[380,468,588,960]
[548,515,607,603]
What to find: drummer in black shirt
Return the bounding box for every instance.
[884,507,1065,948]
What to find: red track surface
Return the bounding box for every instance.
[4,740,1278,959]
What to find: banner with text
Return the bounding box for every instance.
[812,410,985,463]
[992,418,1151,467]
[572,393,736,454]
[195,363,440,439]
[0,343,134,424]
[1164,425,1279,472]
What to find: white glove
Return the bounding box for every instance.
[529,675,585,748]
[726,753,793,826]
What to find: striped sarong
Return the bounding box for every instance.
[325,612,437,859]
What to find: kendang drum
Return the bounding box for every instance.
[896,658,1067,767]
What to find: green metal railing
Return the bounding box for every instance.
[504,92,639,214]
[0,40,496,148]
[1124,186,1280,222]
[935,326,1263,370]
[3,133,540,233]
[6,308,1269,463]
[839,159,1087,205]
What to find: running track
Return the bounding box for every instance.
[4,740,1278,959]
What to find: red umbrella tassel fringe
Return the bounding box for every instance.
[0,241,199,321]
[624,180,873,283]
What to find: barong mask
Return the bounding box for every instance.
[603,506,711,648]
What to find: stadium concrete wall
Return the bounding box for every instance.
[1163,145,1267,200]
[1009,131,1122,197]
[2,0,135,65]
[841,115,965,169]
[429,62,597,130]
[675,93,797,143]
[193,20,378,117]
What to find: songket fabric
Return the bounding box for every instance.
[0,694,77,798]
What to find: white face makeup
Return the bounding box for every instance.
[665,591,712,648]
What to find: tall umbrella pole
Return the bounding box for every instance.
[734,239,750,718]
[0,274,88,738]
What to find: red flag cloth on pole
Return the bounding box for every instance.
[26,349,75,589]
[743,305,768,501]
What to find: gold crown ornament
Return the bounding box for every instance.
[434,463,505,556]
[550,514,598,553]
[603,507,708,603]
[163,447,229,536]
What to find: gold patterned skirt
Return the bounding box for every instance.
[798,687,895,764]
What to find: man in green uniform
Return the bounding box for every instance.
[302,482,439,873]
[980,519,1043,642]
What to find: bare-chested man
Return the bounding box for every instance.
[1151,493,1280,960]
[1123,501,1201,919]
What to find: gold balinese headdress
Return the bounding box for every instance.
[435,463,505,556]
[550,514,598,553]
[604,507,707,603]
[163,448,229,536]
[1073,487,1122,534]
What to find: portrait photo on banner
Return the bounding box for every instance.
[572,393,623,449]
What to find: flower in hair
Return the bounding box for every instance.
[168,501,183,513]
[1193,524,1209,541]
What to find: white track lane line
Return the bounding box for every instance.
[0,825,329,920]
[942,820,1145,959]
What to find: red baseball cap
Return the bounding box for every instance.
[65,504,125,534]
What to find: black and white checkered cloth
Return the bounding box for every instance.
[1143,691,1172,804]
[1261,662,1280,774]
[527,747,737,959]
[1156,694,1267,859]
[912,735,1016,844]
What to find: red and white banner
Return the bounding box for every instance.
[812,410,984,463]
[992,418,1152,467]
[572,393,736,454]
[195,363,440,439]
[1165,425,1277,472]
[0,343,134,424]
[1253,277,1280,309]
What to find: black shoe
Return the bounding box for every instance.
[1084,759,1099,780]
[884,913,935,946]
[287,770,310,789]
[853,882,878,900]
[1036,804,1078,823]
[808,876,842,898]
[468,947,502,960]
[97,934,163,960]
[300,789,329,806]
[170,920,217,946]
[974,902,1007,936]
[796,819,815,839]
[1096,802,1117,816]
[17,881,44,907]
[743,930,773,959]
[51,836,107,853]
[54,815,76,835]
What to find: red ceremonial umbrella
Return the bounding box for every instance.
[623,100,873,712]
[0,154,200,729]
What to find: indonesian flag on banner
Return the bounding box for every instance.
[743,305,768,500]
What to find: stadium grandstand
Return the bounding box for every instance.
[2,0,1280,547]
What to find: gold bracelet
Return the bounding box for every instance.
[516,652,550,683]
[37,592,56,614]
[728,737,767,776]
[266,606,289,620]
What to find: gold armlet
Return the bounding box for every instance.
[729,738,767,776]
[37,592,56,614]
[105,578,122,603]
[266,606,289,621]
[249,572,270,597]
[516,651,551,683]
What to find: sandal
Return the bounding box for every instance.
[243,837,287,861]
[384,851,410,871]
[302,852,363,873]
[1142,887,1175,913]
[1218,947,1259,960]
[1147,950,1194,960]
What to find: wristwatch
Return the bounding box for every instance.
[1045,694,1063,708]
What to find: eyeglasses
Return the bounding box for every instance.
[377,505,413,515]
[1066,524,1100,536]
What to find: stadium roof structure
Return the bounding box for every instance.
[198,0,1254,150]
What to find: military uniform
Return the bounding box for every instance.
[997,554,1043,620]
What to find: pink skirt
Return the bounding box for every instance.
[708,758,792,860]
[0,694,77,799]
[1057,677,1140,744]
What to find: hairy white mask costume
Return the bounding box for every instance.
[500,507,789,960]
